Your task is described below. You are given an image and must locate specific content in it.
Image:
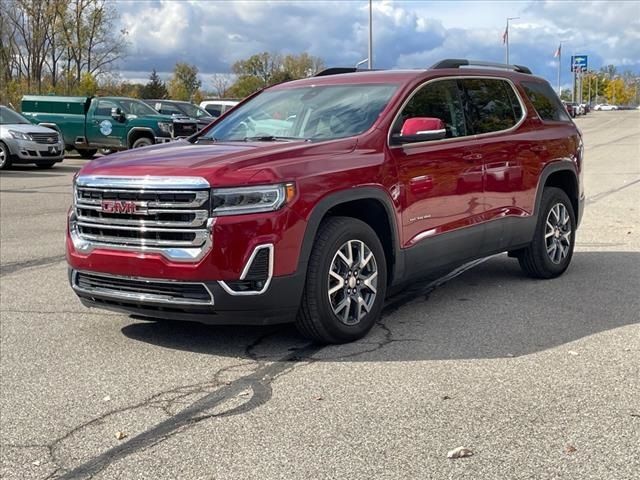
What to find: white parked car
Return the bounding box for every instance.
[199,99,239,118]
[594,104,618,111]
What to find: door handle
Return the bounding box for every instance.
[462,153,483,161]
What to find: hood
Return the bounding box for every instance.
[127,114,174,123]
[79,138,358,186]
[0,123,58,134]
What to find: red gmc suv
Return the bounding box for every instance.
[67,59,584,343]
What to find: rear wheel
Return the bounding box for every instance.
[77,148,97,159]
[295,217,387,344]
[0,142,11,169]
[517,187,576,279]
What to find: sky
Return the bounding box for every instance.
[114,0,640,91]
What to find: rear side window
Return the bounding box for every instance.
[459,78,523,134]
[205,105,222,116]
[521,81,571,122]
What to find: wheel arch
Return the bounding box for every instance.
[127,127,155,148]
[536,161,580,221]
[297,187,403,287]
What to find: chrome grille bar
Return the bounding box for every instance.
[71,176,212,262]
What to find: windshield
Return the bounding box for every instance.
[178,103,212,119]
[201,83,398,142]
[119,99,162,117]
[0,106,31,125]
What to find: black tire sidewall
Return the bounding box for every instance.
[306,218,387,343]
[533,188,576,276]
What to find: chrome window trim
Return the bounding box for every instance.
[218,244,274,296]
[387,75,528,150]
[71,269,214,306]
[76,175,210,190]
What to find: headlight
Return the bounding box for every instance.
[211,183,296,216]
[9,130,32,141]
[157,121,173,135]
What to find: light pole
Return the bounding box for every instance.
[505,17,519,64]
[368,0,373,69]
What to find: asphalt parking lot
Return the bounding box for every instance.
[1,111,639,480]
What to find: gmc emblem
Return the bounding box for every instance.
[102,200,138,214]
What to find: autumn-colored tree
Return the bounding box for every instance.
[168,62,202,101]
[604,78,634,105]
[228,51,324,98]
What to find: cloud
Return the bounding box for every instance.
[116,0,640,89]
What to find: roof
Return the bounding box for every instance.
[270,67,541,90]
[22,95,89,104]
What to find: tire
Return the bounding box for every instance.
[0,142,11,170]
[99,148,117,155]
[77,148,97,159]
[132,137,153,149]
[517,187,576,279]
[295,216,387,344]
[36,162,56,169]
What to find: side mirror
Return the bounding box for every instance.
[111,107,125,122]
[396,117,446,144]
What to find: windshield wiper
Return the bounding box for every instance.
[243,135,305,142]
[194,137,217,144]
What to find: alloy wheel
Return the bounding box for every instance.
[545,203,572,264]
[327,239,378,326]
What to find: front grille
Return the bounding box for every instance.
[29,132,59,144]
[74,271,213,305]
[173,121,198,137]
[72,177,211,258]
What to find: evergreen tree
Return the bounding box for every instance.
[140,69,168,99]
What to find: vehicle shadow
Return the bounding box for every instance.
[0,164,82,178]
[121,251,639,362]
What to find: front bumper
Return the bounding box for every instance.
[69,268,303,325]
[4,137,65,163]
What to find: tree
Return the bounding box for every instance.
[211,73,232,98]
[228,51,325,98]
[604,78,634,105]
[168,62,202,100]
[140,69,168,99]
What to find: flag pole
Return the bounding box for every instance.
[557,42,562,95]
[505,17,519,65]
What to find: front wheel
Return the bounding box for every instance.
[0,142,11,170]
[517,187,576,279]
[132,137,153,149]
[295,217,387,344]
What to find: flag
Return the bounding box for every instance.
[554,43,561,58]
[502,24,508,44]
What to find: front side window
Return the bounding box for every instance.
[392,79,467,139]
[200,84,398,142]
[156,103,182,116]
[460,78,523,134]
[521,81,570,122]
[119,99,161,117]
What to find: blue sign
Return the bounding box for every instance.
[571,55,588,72]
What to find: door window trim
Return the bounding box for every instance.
[388,75,528,150]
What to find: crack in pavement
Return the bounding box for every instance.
[586,178,640,205]
[3,257,487,479]
[0,254,66,276]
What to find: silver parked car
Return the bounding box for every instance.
[0,105,65,169]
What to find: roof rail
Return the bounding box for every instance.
[430,59,532,75]
[314,67,360,77]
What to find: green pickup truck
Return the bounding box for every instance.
[21,95,199,158]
